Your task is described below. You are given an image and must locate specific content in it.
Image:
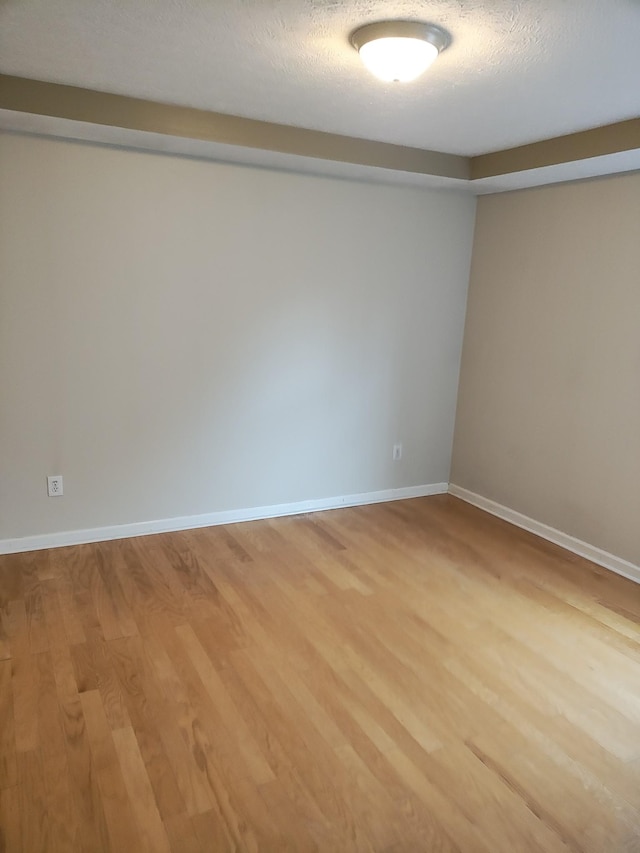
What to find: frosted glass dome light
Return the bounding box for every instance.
[351,22,450,83]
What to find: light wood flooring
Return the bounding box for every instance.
[1,495,639,852]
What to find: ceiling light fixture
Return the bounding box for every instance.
[351,21,450,83]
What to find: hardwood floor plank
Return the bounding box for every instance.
[59,693,112,851]
[466,732,639,853]
[382,746,479,852]
[229,649,377,851]
[426,742,574,852]
[107,636,186,819]
[151,631,297,850]
[16,749,50,852]
[49,565,86,646]
[111,725,171,853]
[5,600,29,660]
[217,660,347,849]
[40,748,77,851]
[0,784,21,853]
[12,653,40,753]
[0,660,16,790]
[80,690,145,852]
[163,811,204,853]
[175,623,276,785]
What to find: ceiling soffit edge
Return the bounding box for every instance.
[1,75,638,191]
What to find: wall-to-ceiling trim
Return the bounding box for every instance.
[470,118,640,179]
[0,110,472,192]
[0,74,468,180]
[1,74,639,192]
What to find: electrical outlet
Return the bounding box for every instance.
[393,443,402,461]
[47,475,64,497]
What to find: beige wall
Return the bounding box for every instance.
[451,174,640,566]
[0,133,476,543]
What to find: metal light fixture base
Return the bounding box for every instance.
[350,21,451,55]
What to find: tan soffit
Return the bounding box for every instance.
[1,74,638,192]
[471,119,640,179]
[0,74,469,181]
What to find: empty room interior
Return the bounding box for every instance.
[1,1,639,851]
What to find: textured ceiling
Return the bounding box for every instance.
[1,0,639,156]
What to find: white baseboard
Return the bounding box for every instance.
[448,484,640,586]
[0,483,448,555]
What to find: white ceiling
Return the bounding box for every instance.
[1,0,639,156]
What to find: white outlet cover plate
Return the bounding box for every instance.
[47,475,64,496]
